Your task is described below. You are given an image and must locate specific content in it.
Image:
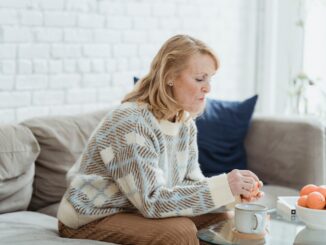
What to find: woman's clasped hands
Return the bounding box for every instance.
[227,169,264,202]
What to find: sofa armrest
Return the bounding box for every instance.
[245,115,326,190]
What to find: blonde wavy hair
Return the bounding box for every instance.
[122,34,219,122]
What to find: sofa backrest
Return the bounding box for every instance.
[2,109,324,214]
[21,109,110,211]
[245,115,326,190]
[0,124,40,213]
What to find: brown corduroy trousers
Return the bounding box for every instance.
[58,212,232,245]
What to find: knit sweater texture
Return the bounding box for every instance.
[57,102,234,229]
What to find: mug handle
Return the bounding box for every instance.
[252,213,264,233]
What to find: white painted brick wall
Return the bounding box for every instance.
[82,73,110,87]
[44,12,76,27]
[77,59,91,73]
[83,44,111,57]
[0,0,258,123]
[48,60,62,74]
[18,60,33,74]
[2,26,33,42]
[0,109,15,124]
[93,30,121,43]
[126,3,151,16]
[134,17,159,30]
[63,59,76,73]
[33,60,48,73]
[0,91,31,108]
[98,2,124,15]
[16,75,48,90]
[35,28,63,42]
[33,90,65,105]
[49,74,80,88]
[49,104,82,116]
[0,44,16,58]
[52,44,81,58]
[16,106,49,122]
[91,59,104,73]
[113,44,137,58]
[0,9,18,25]
[0,0,31,9]
[1,60,15,74]
[20,11,43,26]
[67,88,97,104]
[19,44,50,58]
[78,14,105,28]
[0,75,14,90]
[64,29,93,43]
[36,0,65,10]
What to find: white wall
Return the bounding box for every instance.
[254,0,305,115]
[0,0,258,123]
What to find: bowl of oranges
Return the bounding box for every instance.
[296,184,326,230]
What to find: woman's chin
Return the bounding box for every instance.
[189,106,205,115]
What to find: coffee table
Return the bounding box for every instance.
[198,206,325,244]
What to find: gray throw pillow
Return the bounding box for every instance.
[0,125,40,213]
[21,109,109,211]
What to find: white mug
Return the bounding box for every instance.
[234,203,268,234]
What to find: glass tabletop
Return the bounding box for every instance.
[197,210,325,245]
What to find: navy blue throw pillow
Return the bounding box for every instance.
[133,76,139,85]
[196,95,258,177]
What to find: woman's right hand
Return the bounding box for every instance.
[227,169,261,198]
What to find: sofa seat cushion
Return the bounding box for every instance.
[0,125,40,213]
[0,211,115,245]
[21,109,109,211]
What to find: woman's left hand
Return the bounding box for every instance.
[240,180,264,202]
[241,191,264,202]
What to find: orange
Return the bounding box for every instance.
[317,185,326,198]
[251,182,259,197]
[306,191,326,209]
[298,195,308,207]
[300,184,319,196]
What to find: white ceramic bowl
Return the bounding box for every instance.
[296,204,326,230]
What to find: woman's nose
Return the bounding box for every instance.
[202,82,211,93]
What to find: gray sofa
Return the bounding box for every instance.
[0,108,325,245]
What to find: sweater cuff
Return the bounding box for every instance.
[206,173,235,208]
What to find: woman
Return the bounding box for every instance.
[57,34,263,245]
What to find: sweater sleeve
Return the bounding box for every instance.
[100,117,235,218]
[182,120,235,206]
[182,120,206,184]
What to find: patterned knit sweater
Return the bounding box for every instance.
[57,102,235,229]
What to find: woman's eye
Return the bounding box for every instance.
[196,78,204,82]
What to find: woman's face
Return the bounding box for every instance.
[172,53,216,115]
